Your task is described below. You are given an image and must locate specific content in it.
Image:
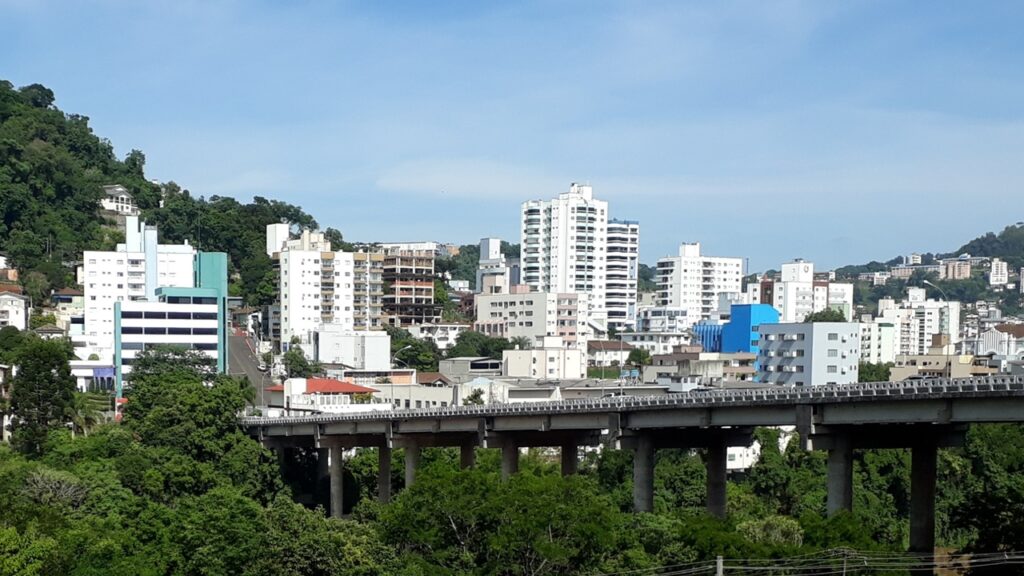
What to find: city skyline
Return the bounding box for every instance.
[3,1,1023,270]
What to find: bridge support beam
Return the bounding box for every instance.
[826,435,853,516]
[501,444,520,480]
[329,445,344,518]
[561,444,578,476]
[404,445,421,488]
[910,441,937,553]
[378,446,391,503]
[633,435,655,513]
[460,444,476,469]
[706,441,727,519]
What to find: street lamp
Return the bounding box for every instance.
[923,280,953,378]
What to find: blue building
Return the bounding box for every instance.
[691,322,723,352]
[721,304,780,358]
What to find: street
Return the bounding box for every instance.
[228,332,271,406]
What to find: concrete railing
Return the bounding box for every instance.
[239,375,1024,427]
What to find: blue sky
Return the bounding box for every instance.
[2,0,1023,271]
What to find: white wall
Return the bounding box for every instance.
[316,327,390,370]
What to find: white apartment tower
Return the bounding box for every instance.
[82,216,196,359]
[476,237,511,295]
[522,183,634,333]
[269,227,355,351]
[655,243,743,322]
[605,220,640,332]
[990,258,1009,286]
[877,288,961,356]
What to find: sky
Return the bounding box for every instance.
[2,0,1023,271]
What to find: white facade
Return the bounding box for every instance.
[620,331,691,356]
[503,336,585,379]
[877,288,961,356]
[521,183,610,330]
[757,322,861,386]
[379,241,455,258]
[315,325,390,370]
[656,243,743,323]
[274,228,355,349]
[474,289,591,350]
[266,223,290,257]
[476,237,511,295]
[407,323,470,351]
[772,260,816,323]
[82,216,196,361]
[636,306,696,333]
[990,258,1009,286]
[605,220,640,332]
[859,318,897,365]
[117,299,220,379]
[0,293,29,330]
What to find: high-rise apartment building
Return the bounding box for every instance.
[521,183,638,333]
[268,227,356,351]
[353,251,385,331]
[655,243,743,325]
[754,260,853,323]
[477,237,512,295]
[382,247,441,327]
[474,286,591,350]
[990,258,1009,286]
[81,216,196,360]
[877,287,961,356]
[606,219,640,332]
[757,322,861,386]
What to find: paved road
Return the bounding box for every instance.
[228,333,271,406]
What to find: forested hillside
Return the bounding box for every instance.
[955,223,1024,270]
[0,80,337,306]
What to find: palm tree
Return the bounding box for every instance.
[510,336,532,350]
[65,392,103,437]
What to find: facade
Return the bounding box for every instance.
[264,377,389,415]
[476,237,512,295]
[382,247,441,327]
[380,241,456,259]
[636,306,695,333]
[890,335,996,380]
[975,324,1024,358]
[620,331,690,356]
[503,337,585,380]
[757,322,861,386]
[644,345,757,389]
[0,292,29,330]
[655,243,743,324]
[353,251,385,331]
[474,286,591,350]
[877,288,961,356]
[990,258,1009,286]
[314,326,390,370]
[943,259,972,280]
[115,252,229,393]
[82,216,196,360]
[407,323,470,351]
[605,219,640,332]
[587,340,634,367]
[439,356,503,383]
[721,304,780,355]
[272,228,356,350]
[522,183,626,331]
[859,318,897,365]
[98,184,139,216]
[50,288,84,330]
[756,260,853,322]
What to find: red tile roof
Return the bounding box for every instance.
[416,372,452,385]
[265,378,378,394]
[995,324,1024,338]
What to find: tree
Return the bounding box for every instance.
[447,331,510,360]
[463,389,485,405]
[64,392,103,437]
[803,308,847,323]
[859,362,893,383]
[509,336,532,350]
[28,313,57,330]
[282,345,319,378]
[627,348,652,367]
[9,338,75,457]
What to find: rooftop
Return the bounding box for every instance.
[266,378,379,395]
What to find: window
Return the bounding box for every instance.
[828,349,838,358]
[193,312,218,320]
[828,333,838,341]
[168,327,191,335]
[120,311,143,319]
[827,365,838,373]
[143,311,166,320]
[144,327,166,335]
[194,343,217,350]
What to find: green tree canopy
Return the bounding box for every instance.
[9,337,75,457]
[803,308,847,323]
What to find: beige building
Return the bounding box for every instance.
[383,248,441,327]
[503,336,585,380]
[644,345,756,388]
[890,334,996,380]
[474,285,592,350]
[353,251,385,331]
[943,260,972,280]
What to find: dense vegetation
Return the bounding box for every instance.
[5,340,1024,574]
[437,241,520,290]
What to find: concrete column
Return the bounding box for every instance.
[404,445,421,488]
[561,444,578,476]
[910,441,938,553]
[329,445,344,518]
[826,435,853,516]
[378,446,392,503]
[501,444,520,480]
[460,444,476,469]
[706,441,727,519]
[633,436,655,513]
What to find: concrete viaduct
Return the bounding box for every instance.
[242,375,1024,553]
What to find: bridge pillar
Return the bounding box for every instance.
[378,446,392,503]
[826,435,853,515]
[329,445,344,518]
[633,435,655,513]
[706,440,727,519]
[460,444,476,469]
[561,444,578,476]
[910,441,938,553]
[501,444,520,480]
[404,445,421,488]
